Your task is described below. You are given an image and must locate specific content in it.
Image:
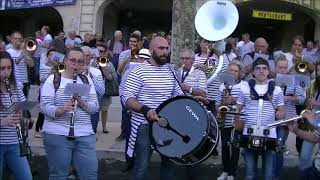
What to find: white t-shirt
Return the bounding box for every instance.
[65,37,82,47]
[40,34,53,55]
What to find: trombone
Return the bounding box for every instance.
[117,46,141,75]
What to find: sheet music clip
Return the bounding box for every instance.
[219,73,236,86]
[64,83,91,97]
[8,101,37,111]
[295,74,311,89]
[51,52,65,63]
[275,74,294,87]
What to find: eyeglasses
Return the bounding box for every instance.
[68,58,85,65]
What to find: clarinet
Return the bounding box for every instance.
[66,72,78,140]
[4,79,30,157]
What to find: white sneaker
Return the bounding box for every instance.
[217,172,228,180]
[226,175,234,180]
[34,131,42,138]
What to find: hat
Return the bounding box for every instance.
[252,57,269,70]
[138,49,151,59]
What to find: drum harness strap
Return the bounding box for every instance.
[248,79,276,136]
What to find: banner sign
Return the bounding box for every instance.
[0,0,75,10]
[252,9,292,21]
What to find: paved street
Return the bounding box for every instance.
[22,95,316,179]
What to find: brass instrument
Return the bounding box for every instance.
[117,42,142,75]
[217,83,230,127]
[294,50,310,73]
[51,61,65,73]
[201,45,217,78]
[24,37,37,52]
[97,51,111,68]
[4,79,30,157]
[298,89,314,131]
[66,72,78,140]
[267,109,320,132]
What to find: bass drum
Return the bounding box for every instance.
[151,96,219,166]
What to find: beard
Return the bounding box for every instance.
[152,52,168,65]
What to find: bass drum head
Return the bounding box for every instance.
[152,96,209,158]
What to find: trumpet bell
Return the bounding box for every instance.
[296,62,308,73]
[131,48,140,59]
[98,57,108,67]
[195,0,239,41]
[25,38,37,52]
[57,63,65,73]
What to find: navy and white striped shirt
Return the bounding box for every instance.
[7,49,29,83]
[216,80,248,128]
[40,74,99,136]
[89,66,105,96]
[237,81,284,138]
[0,82,25,144]
[281,84,304,118]
[122,62,183,157]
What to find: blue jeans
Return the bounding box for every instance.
[273,126,289,178]
[244,149,274,180]
[91,112,99,133]
[299,141,317,178]
[43,133,98,180]
[0,144,32,180]
[134,124,175,180]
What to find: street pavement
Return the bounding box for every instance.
[24,96,318,179]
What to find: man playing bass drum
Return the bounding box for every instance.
[236,58,285,180]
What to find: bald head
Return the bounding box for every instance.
[255,37,268,54]
[149,36,169,65]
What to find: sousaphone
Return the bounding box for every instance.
[195,0,239,83]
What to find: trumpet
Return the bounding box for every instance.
[97,51,111,68]
[24,37,37,52]
[294,50,311,73]
[4,79,30,157]
[66,72,78,141]
[117,46,140,75]
[267,110,320,132]
[51,61,65,73]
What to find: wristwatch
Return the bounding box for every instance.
[189,87,193,94]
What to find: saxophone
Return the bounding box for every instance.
[217,83,230,128]
[298,88,315,131]
[4,79,30,157]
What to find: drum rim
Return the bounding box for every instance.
[151,96,220,165]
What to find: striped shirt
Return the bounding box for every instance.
[237,80,284,138]
[89,67,105,96]
[40,74,99,137]
[0,82,25,144]
[281,84,304,118]
[122,62,183,157]
[119,62,143,105]
[7,48,29,83]
[194,53,218,65]
[207,56,229,101]
[216,80,248,128]
[179,66,207,95]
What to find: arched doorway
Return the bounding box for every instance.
[99,0,172,42]
[234,0,317,51]
[0,7,63,39]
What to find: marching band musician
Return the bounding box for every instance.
[179,49,207,98]
[298,62,320,179]
[236,58,285,180]
[80,46,105,133]
[121,36,183,180]
[288,111,320,179]
[273,55,305,180]
[216,60,248,180]
[34,49,57,138]
[0,53,32,180]
[40,47,99,180]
